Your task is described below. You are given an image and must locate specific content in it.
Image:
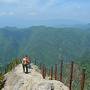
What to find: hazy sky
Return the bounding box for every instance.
[0,0,90,27]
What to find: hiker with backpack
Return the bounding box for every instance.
[22,55,30,73]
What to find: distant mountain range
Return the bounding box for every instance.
[0,25,90,67]
[0,18,89,28]
[0,25,90,90]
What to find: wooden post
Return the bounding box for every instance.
[42,64,44,79]
[80,69,86,90]
[54,64,58,80]
[50,66,53,80]
[60,60,63,82]
[42,64,46,79]
[44,66,46,78]
[69,61,74,90]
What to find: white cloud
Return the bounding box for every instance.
[0,0,57,14]
[9,12,14,15]
[0,12,7,16]
[28,12,37,16]
[0,0,90,22]
[0,11,14,16]
[0,0,19,3]
[38,0,57,11]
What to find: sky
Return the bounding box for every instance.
[0,0,90,27]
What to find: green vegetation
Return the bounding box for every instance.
[0,73,4,90]
[0,59,20,89]
[0,26,90,89]
[0,26,90,65]
[4,58,21,73]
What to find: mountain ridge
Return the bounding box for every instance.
[0,26,90,67]
[2,63,69,90]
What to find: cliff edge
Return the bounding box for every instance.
[2,64,69,90]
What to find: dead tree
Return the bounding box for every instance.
[80,69,86,90]
[60,60,63,82]
[54,64,58,80]
[69,61,74,90]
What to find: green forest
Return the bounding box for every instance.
[0,26,90,89]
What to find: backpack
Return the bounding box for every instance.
[23,58,30,65]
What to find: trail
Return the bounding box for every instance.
[2,64,69,90]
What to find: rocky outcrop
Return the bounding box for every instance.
[2,64,69,90]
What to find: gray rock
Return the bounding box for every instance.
[2,64,69,90]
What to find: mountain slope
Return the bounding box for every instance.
[0,26,90,66]
[0,26,90,90]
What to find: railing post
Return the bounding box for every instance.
[44,66,46,78]
[43,65,45,79]
[50,66,53,80]
[60,60,63,82]
[42,64,46,79]
[42,64,44,79]
[80,69,86,90]
[54,64,58,80]
[69,61,74,90]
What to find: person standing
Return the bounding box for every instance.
[22,55,30,73]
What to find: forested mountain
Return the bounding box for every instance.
[0,26,90,67]
[0,26,90,89]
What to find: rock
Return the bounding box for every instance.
[2,64,69,90]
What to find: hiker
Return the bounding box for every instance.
[22,55,30,73]
[27,56,31,69]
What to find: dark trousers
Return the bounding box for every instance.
[22,64,28,73]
